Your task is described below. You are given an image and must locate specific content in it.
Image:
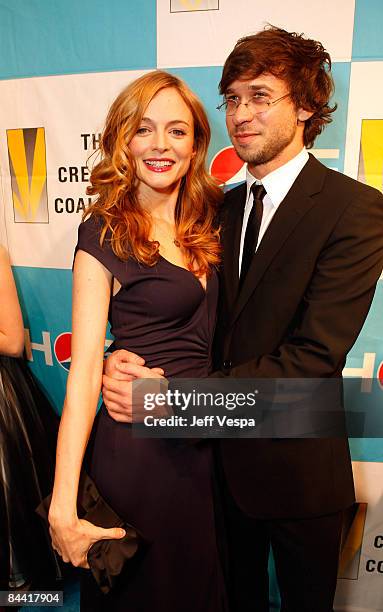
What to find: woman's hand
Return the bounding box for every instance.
[49,515,126,569]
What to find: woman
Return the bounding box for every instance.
[48,71,227,611]
[0,245,59,589]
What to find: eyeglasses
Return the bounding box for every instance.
[217,93,290,116]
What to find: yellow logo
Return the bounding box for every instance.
[170,0,219,12]
[7,127,49,223]
[358,119,383,192]
[180,0,203,8]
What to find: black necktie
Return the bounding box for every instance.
[240,183,266,285]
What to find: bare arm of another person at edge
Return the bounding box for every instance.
[48,252,163,568]
[0,245,24,357]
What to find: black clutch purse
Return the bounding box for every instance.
[36,471,147,594]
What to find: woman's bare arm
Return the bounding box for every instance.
[49,250,125,567]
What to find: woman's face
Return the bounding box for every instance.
[129,87,195,199]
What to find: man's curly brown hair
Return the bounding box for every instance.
[219,25,336,148]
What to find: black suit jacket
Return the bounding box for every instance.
[213,154,383,519]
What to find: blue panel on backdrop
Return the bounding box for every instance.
[24,579,79,612]
[347,281,383,357]
[346,280,383,463]
[0,0,156,79]
[313,62,351,174]
[350,439,383,463]
[352,0,383,61]
[12,265,114,412]
[12,266,73,410]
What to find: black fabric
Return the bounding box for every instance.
[214,419,344,612]
[222,474,343,612]
[0,355,61,590]
[76,216,227,612]
[212,154,383,518]
[212,152,383,610]
[240,183,266,286]
[36,472,146,595]
[76,217,217,377]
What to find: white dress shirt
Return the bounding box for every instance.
[238,148,310,276]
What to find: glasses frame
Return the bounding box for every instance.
[217,92,290,116]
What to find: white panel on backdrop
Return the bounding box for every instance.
[157,0,356,68]
[0,70,147,269]
[335,462,383,612]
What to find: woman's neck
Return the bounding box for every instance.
[138,187,180,224]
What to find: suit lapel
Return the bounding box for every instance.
[221,182,247,310]
[230,154,327,326]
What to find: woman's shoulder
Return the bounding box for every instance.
[78,213,104,238]
[75,214,131,283]
[77,213,112,252]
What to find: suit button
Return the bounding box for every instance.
[223,360,232,370]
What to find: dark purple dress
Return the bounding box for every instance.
[76,216,227,612]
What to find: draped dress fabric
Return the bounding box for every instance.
[0,355,60,590]
[76,216,227,612]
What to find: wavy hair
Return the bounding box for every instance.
[85,70,222,276]
[219,25,336,148]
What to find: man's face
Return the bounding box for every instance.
[224,73,308,178]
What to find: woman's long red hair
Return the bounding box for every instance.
[85,70,222,276]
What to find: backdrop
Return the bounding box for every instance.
[0,1,382,610]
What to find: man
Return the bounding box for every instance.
[102,26,383,611]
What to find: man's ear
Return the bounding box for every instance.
[297,108,314,122]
